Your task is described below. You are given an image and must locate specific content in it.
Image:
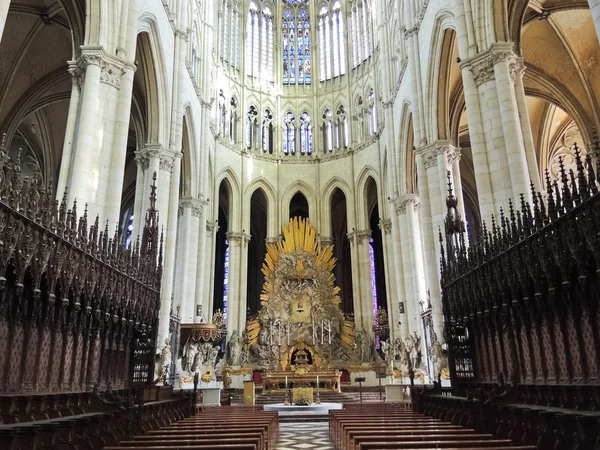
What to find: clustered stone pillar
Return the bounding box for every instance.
[174,198,205,324]
[392,194,426,339]
[590,0,600,43]
[415,141,465,339]
[379,218,400,341]
[460,43,538,216]
[348,230,375,333]
[225,232,251,337]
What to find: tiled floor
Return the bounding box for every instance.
[276,421,334,450]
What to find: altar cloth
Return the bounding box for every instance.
[263,402,343,415]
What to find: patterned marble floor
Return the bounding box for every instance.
[276,421,333,450]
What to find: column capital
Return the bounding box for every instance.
[447,146,462,165]
[460,42,517,86]
[179,196,208,217]
[415,140,457,169]
[347,229,371,245]
[319,236,334,246]
[391,193,420,215]
[73,46,127,88]
[226,231,251,248]
[378,218,392,235]
[266,237,279,244]
[206,220,219,236]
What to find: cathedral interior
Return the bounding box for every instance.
[0,0,599,449]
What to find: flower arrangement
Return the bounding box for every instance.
[294,398,311,406]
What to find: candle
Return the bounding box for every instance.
[316,375,319,387]
[321,320,324,344]
[285,376,288,388]
[328,324,331,345]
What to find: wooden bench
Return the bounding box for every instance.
[103,406,277,450]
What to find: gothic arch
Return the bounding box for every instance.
[245,178,277,237]
[215,168,242,228]
[355,166,380,229]
[321,177,355,236]
[137,15,170,144]
[425,14,457,142]
[281,181,317,225]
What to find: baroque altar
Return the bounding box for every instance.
[239,217,363,384]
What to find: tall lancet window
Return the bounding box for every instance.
[350,0,372,68]
[318,0,345,82]
[262,109,274,153]
[336,105,349,148]
[247,1,274,81]
[283,0,311,85]
[300,112,313,154]
[368,88,377,135]
[283,112,296,155]
[323,109,333,152]
[247,106,259,149]
[220,0,240,69]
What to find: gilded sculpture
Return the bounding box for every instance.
[242,217,360,370]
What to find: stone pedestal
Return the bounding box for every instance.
[385,384,408,402]
[199,381,223,406]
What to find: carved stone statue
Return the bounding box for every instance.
[431,332,448,377]
[156,338,171,379]
[228,330,243,366]
[407,332,422,369]
[381,340,391,362]
[355,329,374,363]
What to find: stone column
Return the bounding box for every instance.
[194,203,209,323]
[388,208,409,339]
[225,231,251,337]
[67,50,103,218]
[513,57,541,192]
[131,153,147,240]
[104,62,136,224]
[0,1,10,44]
[156,152,182,347]
[379,218,400,341]
[204,221,219,321]
[350,230,375,334]
[492,44,531,200]
[393,194,425,338]
[458,63,495,221]
[173,198,203,323]
[57,66,82,197]
[590,0,600,44]
[416,142,459,339]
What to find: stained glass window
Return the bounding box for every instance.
[369,238,378,328]
[247,106,259,149]
[283,112,296,155]
[283,0,311,85]
[223,240,230,323]
[300,112,312,154]
[319,0,345,82]
[220,0,240,69]
[262,109,274,153]
[247,2,274,81]
[350,0,372,68]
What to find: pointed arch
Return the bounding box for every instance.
[215,168,242,228]
[137,14,170,144]
[321,176,355,236]
[245,177,277,237]
[355,165,380,229]
[281,181,317,225]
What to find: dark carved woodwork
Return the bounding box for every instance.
[418,143,600,450]
[0,140,177,449]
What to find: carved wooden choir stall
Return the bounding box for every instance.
[414,141,600,450]
[0,144,192,450]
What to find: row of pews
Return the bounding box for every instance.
[329,404,539,450]
[103,406,278,450]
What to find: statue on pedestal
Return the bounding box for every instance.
[227,330,243,366]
